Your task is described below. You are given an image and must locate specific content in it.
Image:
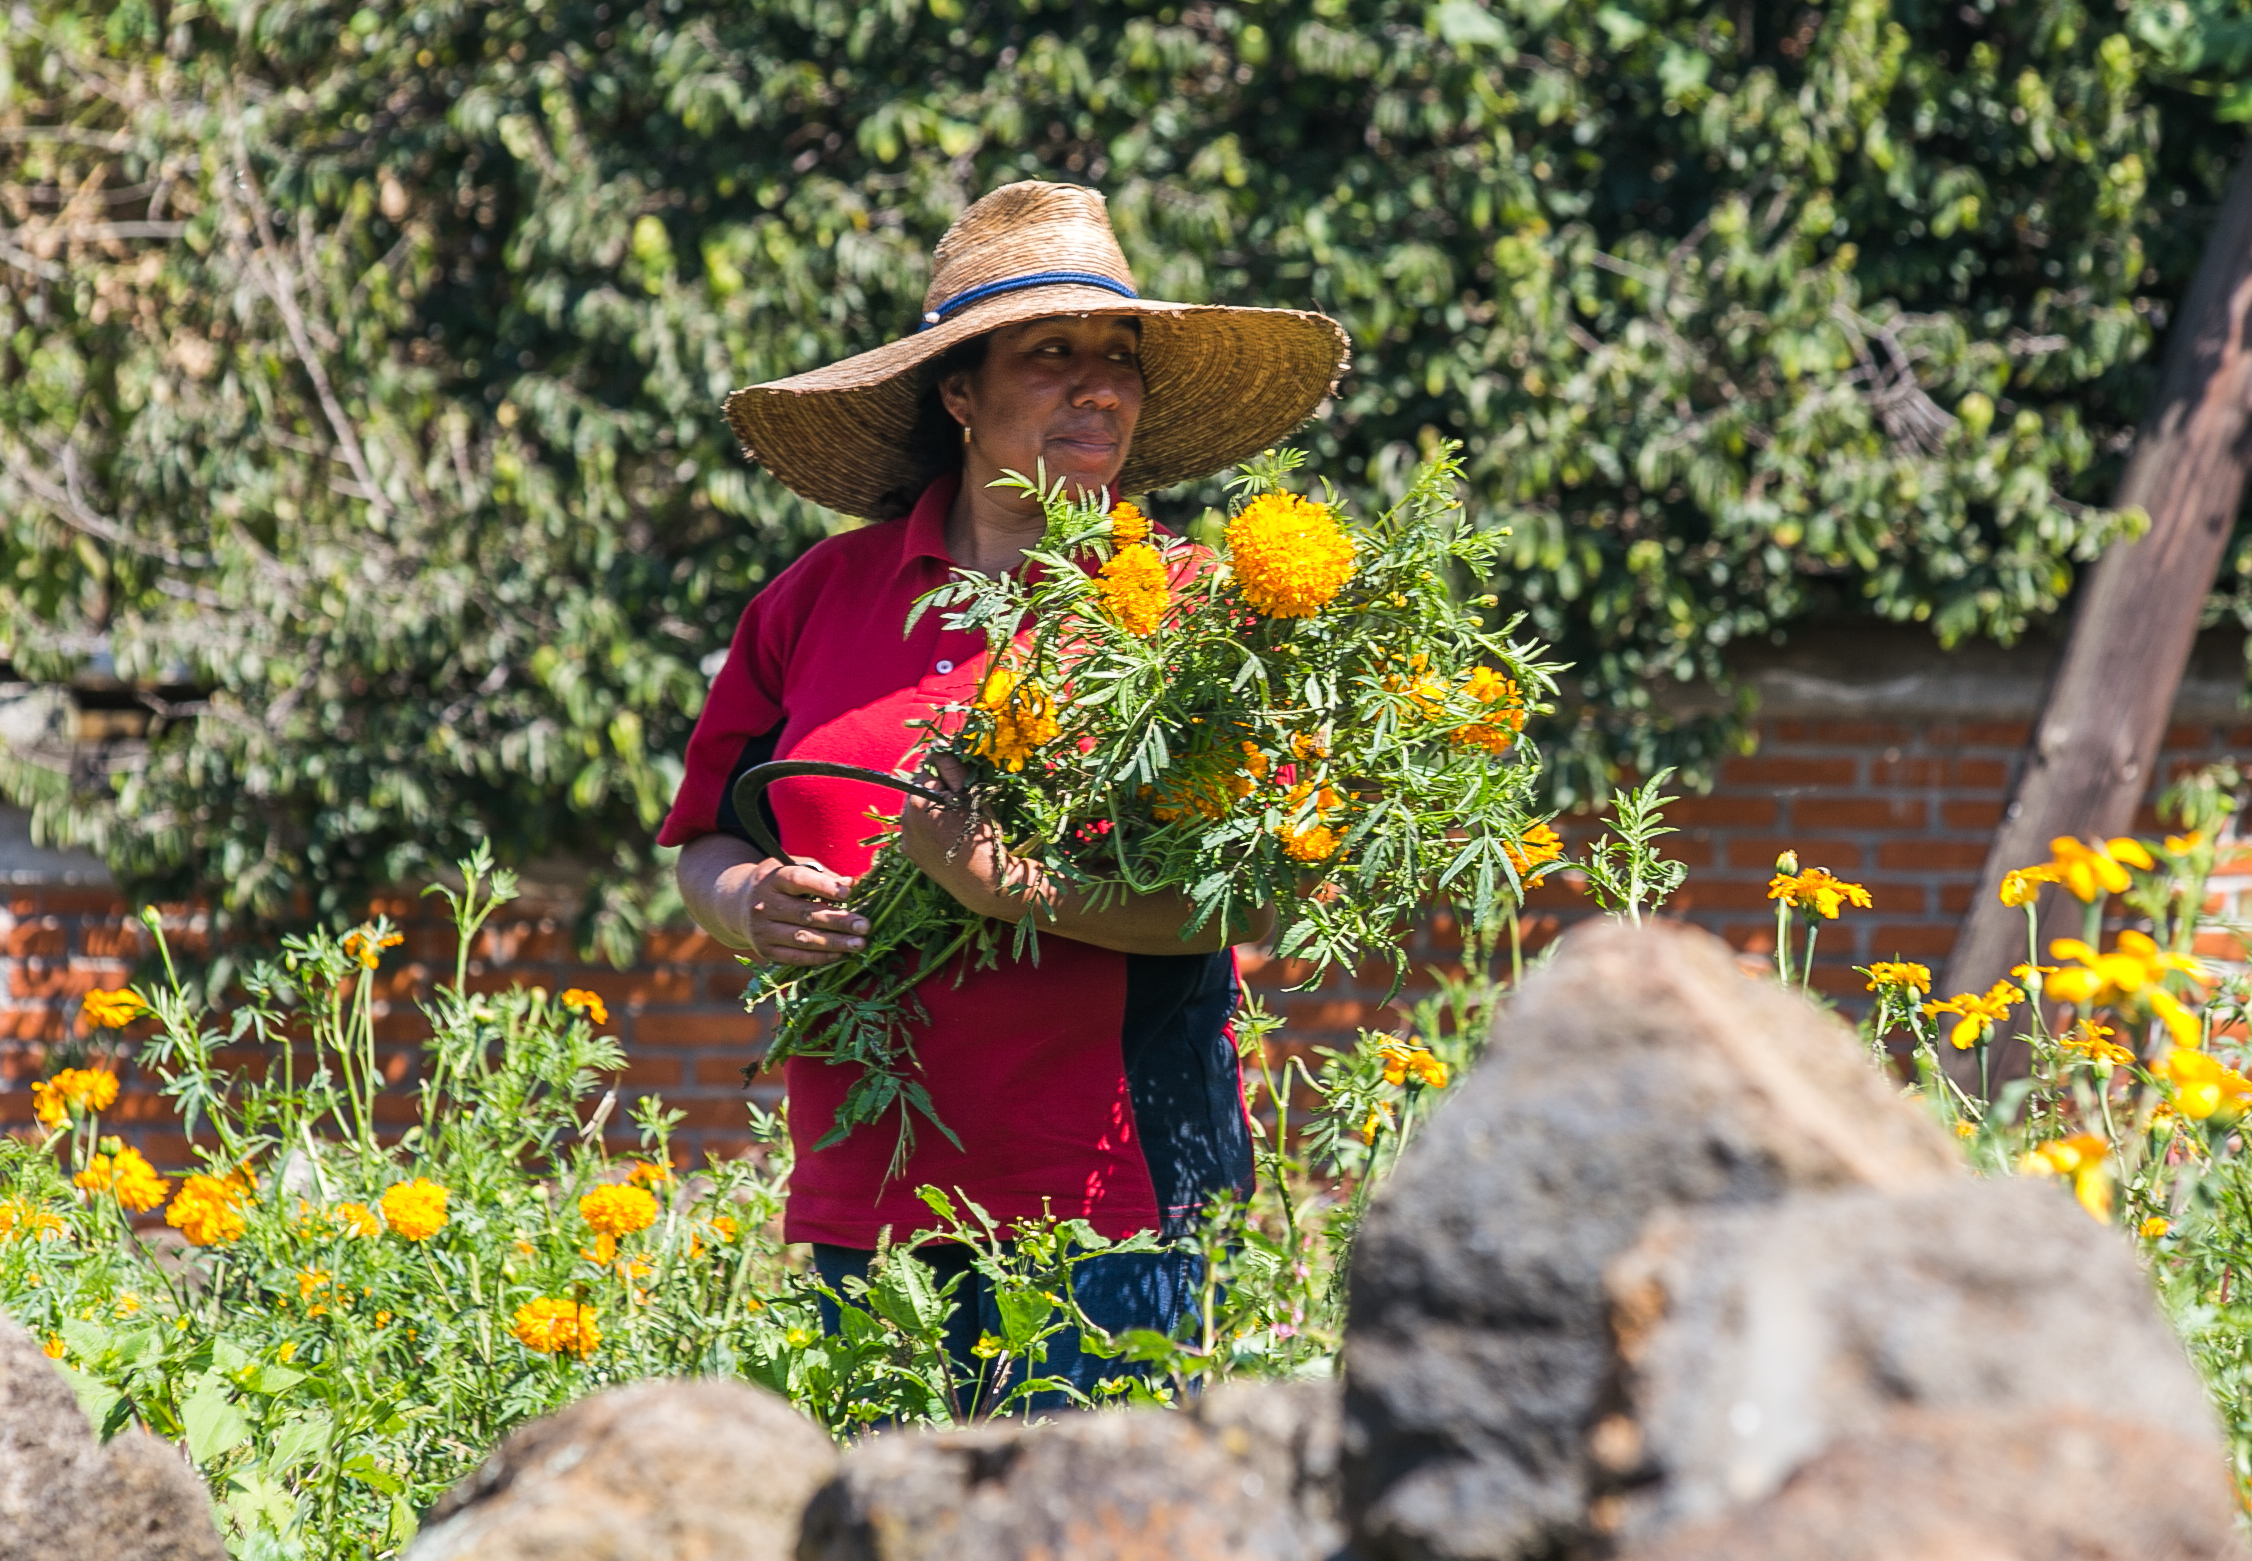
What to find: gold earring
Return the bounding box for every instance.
[962,425,972,444]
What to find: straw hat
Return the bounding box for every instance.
[724,181,1352,518]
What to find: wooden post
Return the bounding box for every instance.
[1943,149,2252,1085]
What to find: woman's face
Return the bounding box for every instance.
[940,315,1143,502]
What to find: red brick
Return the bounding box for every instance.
[614,1056,685,1087]
[30,888,130,916]
[4,924,65,958]
[1665,795,1780,828]
[2163,723,2208,751]
[1810,720,1916,745]
[630,1011,763,1048]
[1765,718,1818,743]
[1876,840,1992,872]
[1669,880,1784,912]
[478,924,572,965]
[695,1055,758,1086]
[1940,799,2005,830]
[1726,837,1867,871]
[77,924,147,959]
[1720,756,1860,788]
[641,928,739,965]
[1867,924,1958,957]
[1952,720,2032,746]
[1791,797,1927,831]
[10,965,114,1000]
[1282,999,1383,1033]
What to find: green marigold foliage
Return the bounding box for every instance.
[0,0,2241,931]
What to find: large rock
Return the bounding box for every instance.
[1614,1406,2243,1561]
[1339,920,1961,1560]
[0,1315,227,1561]
[1596,1178,2231,1545]
[407,1378,837,1561]
[797,1378,1345,1561]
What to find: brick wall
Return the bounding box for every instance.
[6,624,2248,1169]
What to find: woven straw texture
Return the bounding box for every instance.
[725,182,1351,518]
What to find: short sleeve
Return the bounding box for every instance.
[657,589,788,848]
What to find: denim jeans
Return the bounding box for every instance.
[811,1241,1203,1412]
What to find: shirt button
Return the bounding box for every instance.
[936,659,954,674]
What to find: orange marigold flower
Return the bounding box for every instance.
[2141,1217,2172,1240]
[166,1174,248,1247]
[1922,982,2021,1051]
[1999,864,2061,907]
[2058,1021,2134,1068]
[340,929,405,970]
[2019,1132,2115,1221]
[43,1334,65,1360]
[1379,1041,1450,1090]
[32,1068,120,1129]
[0,1199,65,1242]
[1864,961,1932,994]
[2046,930,2208,1049]
[579,1183,659,1239]
[81,988,147,1029]
[970,666,1060,773]
[624,1160,673,1186]
[1226,492,1356,618]
[1504,822,1564,879]
[1108,500,1150,547]
[512,1297,601,1357]
[1766,867,1873,920]
[560,988,610,1027]
[379,1178,450,1242]
[2161,1048,2252,1122]
[74,1147,168,1213]
[1094,543,1169,637]
[333,1202,382,1238]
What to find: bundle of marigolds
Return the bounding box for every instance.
[750,447,1564,1159]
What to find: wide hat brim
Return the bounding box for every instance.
[724,282,1352,519]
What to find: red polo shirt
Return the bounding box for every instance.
[660,476,1253,1247]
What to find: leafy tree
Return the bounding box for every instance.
[0,0,2241,948]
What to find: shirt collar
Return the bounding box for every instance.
[897,473,962,576]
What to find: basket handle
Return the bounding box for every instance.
[728,760,956,869]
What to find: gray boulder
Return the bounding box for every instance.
[407,1377,837,1561]
[1339,919,1961,1560]
[1613,1405,2244,1561]
[1597,1178,2231,1545]
[797,1378,1344,1561]
[0,1315,226,1561]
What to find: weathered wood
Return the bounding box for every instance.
[1943,150,2252,1082]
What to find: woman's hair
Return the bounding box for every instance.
[872,333,992,520]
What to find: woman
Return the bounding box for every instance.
[661,182,1349,1398]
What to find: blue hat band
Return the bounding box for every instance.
[919,270,1139,330]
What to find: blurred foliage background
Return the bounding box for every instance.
[0,0,2247,952]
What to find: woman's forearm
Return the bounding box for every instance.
[677,832,764,948]
[1027,880,1275,956]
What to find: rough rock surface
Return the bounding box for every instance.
[407,1377,837,1561]
[1598,1178,2230,1543]
[0,1316,227,1561]
[797,1378,1344,1561]
[1614,1406,2244,1561]
[1339,919,1961,1560]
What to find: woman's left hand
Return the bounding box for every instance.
[898,753,1035,921]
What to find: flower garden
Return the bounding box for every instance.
[3,468,2251,1556]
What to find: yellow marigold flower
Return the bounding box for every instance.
[1923,982,2021,1050]
[75,1147,168,1214]
[1767,867,1874,920]
[166,1174,247,1247]
[33,1067,121,1129]
[2047,930,2208,1049]
[512,1297,601,1357]
[971,666,1060,773]
[2164,830,2205,855]
[1998,864,2061,908]
[2161,1048,2252,1122]
[1275,779,1345,863]
[1288,731,1331,762]
[333,1202,381,1237]
[0,1199,64,1242]
[1452,665,1526,754]
[1109,500,1150,547]
[278,1340,297,1361]
[81,988,147,1029]
[1504,822,1564,879]
[1359,1102,1395,1143]
[1226,492,1356,618]
[2058,1021,2134,1068]
[579,1183,659,1239]
[710,1215,739,1242]
[42,1335,64,1360]
[1380,1041,1450,1090]
[2141,1217,2172,1240]
[560,988,610,1027]
[379,1178,450,1242]
[1094,543,1169,637]
[2020,1132,2114,1221]
[113,1292,140,1317]
[1954,1120,1977,1139]
[1864,961,1932,994]
[298,1267,331,1298]
[340,929,404,970]
[624,1160,672,1186]
[2043,836,2154,903]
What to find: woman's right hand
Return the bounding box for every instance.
[740,859,868,966]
